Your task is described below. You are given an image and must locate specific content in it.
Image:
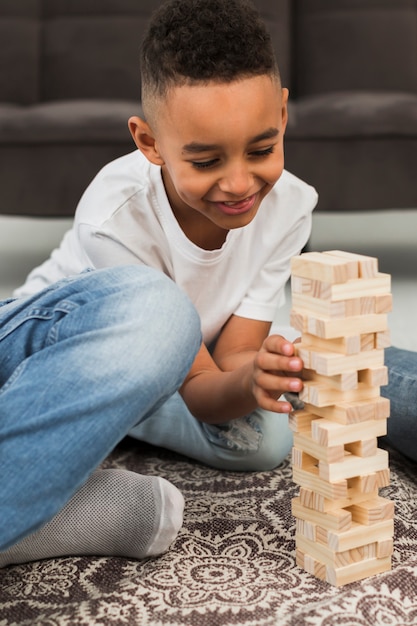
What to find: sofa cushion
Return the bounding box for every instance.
[0,0,40,104]
[0,101,140,143]
[41,0,155,101]
[42,18,144,101]
[287,92,417,138]
[295,0,417,97]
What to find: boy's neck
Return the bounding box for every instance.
[173,202,228,250]
[162,167,229,250]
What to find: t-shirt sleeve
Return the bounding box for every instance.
[78,223,145,268]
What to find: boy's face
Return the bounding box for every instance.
[130,75,288,246]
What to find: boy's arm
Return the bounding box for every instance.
[180,315,303,424]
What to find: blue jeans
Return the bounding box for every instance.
[0,266,294,552]
[0,266,201,550]
[381,346,417,462]
[129,395,292,472]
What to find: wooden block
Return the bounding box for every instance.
[319,448,389,482]
[318,519,394,552]
[297,345,385,376]
[302,332,361,356]
[296,518,316,541]
[348,473,377,494]
[299,487,322,510]
[320,273,391,302]
[360,332,376,351]
[293,432,344,463]
[296,548,328,581]
[348,469,390,493]
[299,486,378,513]
[303,368,359,391]
[311,418,387,447]
[322,250,379,278]
[344,296,376,316]
[307,314,388,340]
[291,252,359,284]
[345,438,378,458]
[358,366,388,387]
[292,293,347,318]
[293,294,389,319]
[291,275,332,299]
[290,309,307,333]
[296,533,378,569]
[293,465,348,500]
[375,293,393,314]
[375,396,390,419]
[288,409,318,433]
[295,547,307,570]
[377,539,394,558]
[303,397,390,425]
[293,343,312,368]
[292,496,352,531]
[375,330,391,349]
[375,468,391,488]
[300,381,380,407]
[292,447,318,469]
[292,272,390,304]
[317,349,385,377]
[326,556,391,587]
[347,496,394,525]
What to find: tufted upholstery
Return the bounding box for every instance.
[0,0,416,216]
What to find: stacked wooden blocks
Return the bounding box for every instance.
[289,250,394,586]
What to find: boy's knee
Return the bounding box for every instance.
[84,265,200,339]
[203,411,293,472]
[244,427,292,472]
[64,266,201,383]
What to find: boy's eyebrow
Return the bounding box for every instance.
[182,127,279,154]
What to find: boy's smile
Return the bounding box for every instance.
[129,75,288,249]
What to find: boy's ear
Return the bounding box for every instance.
[281,88,289,134]
[128,116,164,165]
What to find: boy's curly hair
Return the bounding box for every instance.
[141,0,279,106]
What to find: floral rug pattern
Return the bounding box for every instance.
[1,440,416,625]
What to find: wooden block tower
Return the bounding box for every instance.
[289,250,394,586]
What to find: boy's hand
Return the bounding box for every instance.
[251,334,303,414]
[180,318,304,424]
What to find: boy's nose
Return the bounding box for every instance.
[218,163,253,197]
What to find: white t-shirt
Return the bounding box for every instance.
[16,150,317,345]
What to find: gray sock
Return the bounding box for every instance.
[0,468,184,567]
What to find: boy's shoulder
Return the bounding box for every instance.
[75,150,160,224]
[275,170,319,210]
[96,150,152,186]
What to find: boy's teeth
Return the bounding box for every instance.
[224,199,246,205]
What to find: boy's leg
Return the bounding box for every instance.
[129,392,293,471]
[0,266,201,551]
[381,346,417,462]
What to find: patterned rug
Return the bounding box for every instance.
[1,439,416,625]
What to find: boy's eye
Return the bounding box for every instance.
[191,159,219,170]
[250,146,275,158]
[190,145,275,170]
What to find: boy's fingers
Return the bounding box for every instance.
[254,389,294,414]
[255,370,303,392]
[265,334,295,356]
[256,349,303,374]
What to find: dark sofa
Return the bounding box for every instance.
[1,0,416,217]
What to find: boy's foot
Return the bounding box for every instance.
[0,468,184,567]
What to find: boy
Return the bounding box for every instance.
[1,0,317,566]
